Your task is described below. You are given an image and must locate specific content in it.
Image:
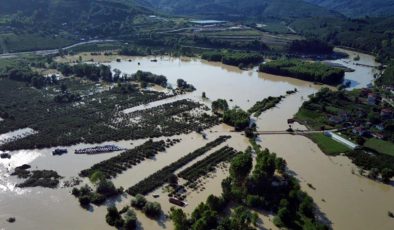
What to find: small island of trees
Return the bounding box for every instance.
[201,51,264,68]
[259,59,345,85]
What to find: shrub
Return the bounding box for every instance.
[96,180,118,197]
[131,194,147,209]
[106,206,123,227]
[143,201,162,218]
[124,210,137,229]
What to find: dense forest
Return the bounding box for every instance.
[0,0,151,37]
[138,0,339,20]
[288,39,334,54]
[290,16,394,63]
[304,0,394,17]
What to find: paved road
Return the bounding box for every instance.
[0,39,116,59]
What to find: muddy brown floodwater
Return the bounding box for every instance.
[1,49,392,230]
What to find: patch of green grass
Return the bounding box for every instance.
[365,138,394,157]
[68,42,122,53]
[295,108,321,120]
[201,29,263,37]
[308,133,351,155]
[294,108,329,130]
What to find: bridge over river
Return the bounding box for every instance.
[255,130,328,135]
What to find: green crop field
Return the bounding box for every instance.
[308,133,351,155]
[365,138,394,157]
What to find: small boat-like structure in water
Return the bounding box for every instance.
[52,149,68,156]
[169,197,188,207]
[75,145,123,155]
[0,152,11,159]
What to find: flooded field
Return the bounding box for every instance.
[0,128,37,146]
[2,49,392,230]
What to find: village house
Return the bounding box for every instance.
[329,111,349,125]
[372,133,385,140]
[329,115,344,124]
[353,126,369,137]
[356,110,367,118]
[367,93,377,105]
[375,124,385,131]
[380,108,393,119]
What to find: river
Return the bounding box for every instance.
[1,49,392,230]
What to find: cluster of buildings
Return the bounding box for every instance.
[328,88,393,140]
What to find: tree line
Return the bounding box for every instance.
[201,51,264,68]
[260,59,345,85]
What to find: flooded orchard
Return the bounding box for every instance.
[1,50,393,230]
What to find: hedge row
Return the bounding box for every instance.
[79,140,167,179]
[178,146,238,182]
[127,136,231,195]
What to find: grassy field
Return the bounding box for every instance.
[308,133,351,155]
[365,138,394,157]
[201,29,263,37]
[294,108,331,130]
[258,22,292,34]
[0,33,75,53]
[68,42,123,53]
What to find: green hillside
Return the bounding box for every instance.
[0,0,151,37]
[304,0,394,17]
[0,0,155,52]
[139,0,341,20]
[290,16,394,63]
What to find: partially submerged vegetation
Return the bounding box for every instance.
[295,88,394,182]
[0,1,393,230]
[79,140,167,179]
[127,136,231,196]
[260,59,345,85]
[12,167,62,188]
[131,194,162,218]
[201,50,264,68]
[223,108,250,131]
[248,95,285,117]
[178,146,238,183]
[0,73,218,150]
[170,145,327,230]
[72,179,122,207]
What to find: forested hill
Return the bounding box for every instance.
[138,0,341,20]
[0,0,151,36]
[304,0,394,18]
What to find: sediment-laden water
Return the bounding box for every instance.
[1,49,391,230]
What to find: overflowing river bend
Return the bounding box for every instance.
[1,50,392,230]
